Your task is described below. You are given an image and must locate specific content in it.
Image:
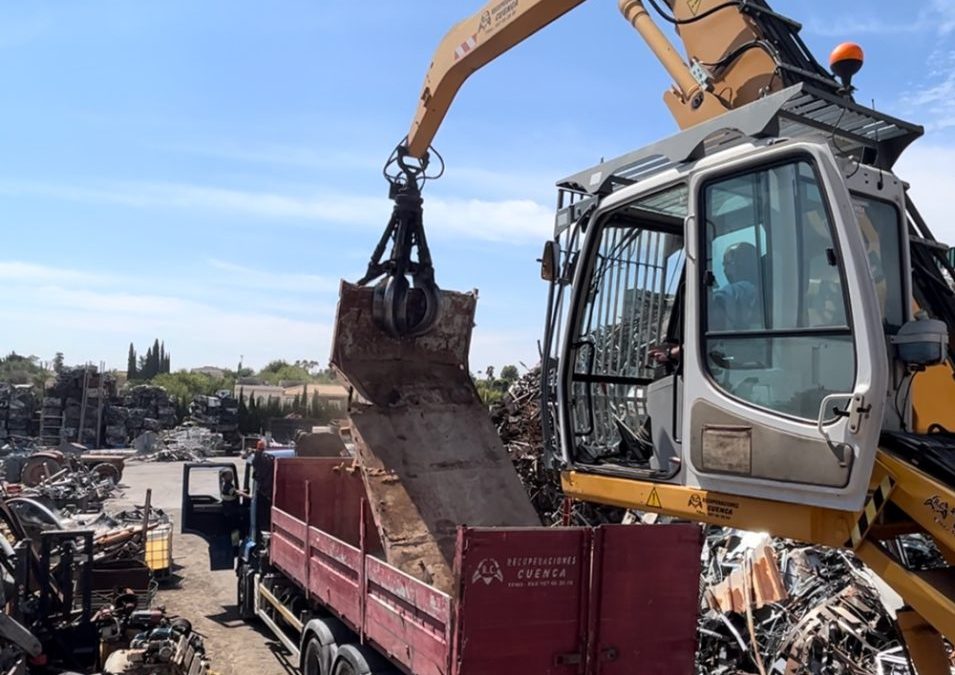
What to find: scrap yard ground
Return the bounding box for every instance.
[109,460,291,675]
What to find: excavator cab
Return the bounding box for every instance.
[541,86,940,513]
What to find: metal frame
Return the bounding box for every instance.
[557,84,923,199]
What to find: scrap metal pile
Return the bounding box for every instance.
[489,365,929,675]
[0,384,37,444]
[187,392,240,451]
[2,447,124,511]
[132,426,225,462]
[106,385,178,448]
[47,366,116,447]
[696,529,918,675]
[489,366,627,526]
[0,495,208,674]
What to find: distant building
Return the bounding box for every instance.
[233,382,349,411]
[191,366,227,379]
[235,384,285,405]
[283,384,349,412]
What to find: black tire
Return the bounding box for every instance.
[303,637,323,675]
[236,565,256,621]
[91,462,122,484]
[331,644,396,675]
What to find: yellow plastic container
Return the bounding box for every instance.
[145,522,173,575]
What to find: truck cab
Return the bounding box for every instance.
[181,448,294,616]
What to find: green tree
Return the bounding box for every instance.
[52,352,65,374]
[0,353,46,387]
[257,360,312,386]
[126,343,137,381]
[500,365,519,384]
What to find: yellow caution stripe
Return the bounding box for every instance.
[846,475,895,549]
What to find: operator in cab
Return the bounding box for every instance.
[710,242,762,331]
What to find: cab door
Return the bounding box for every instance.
[682,143,888,511]
[181,463,240,570]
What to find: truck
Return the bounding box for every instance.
[181,452,704,674]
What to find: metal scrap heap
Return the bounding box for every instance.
[489,366,627,526]
[0,384,37,444]
[107,385,178,448]
[488,365,935,675]
[697,530,916,674]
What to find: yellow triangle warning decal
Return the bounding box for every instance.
[646,487,662,509]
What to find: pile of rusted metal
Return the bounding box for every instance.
[489,366,627,526]
[0,383,37,443]
[487,365,924,674]
[46,365,117,447]
[188,392,240,451]
[696,529,917,674]
[0,496,205,674]
[131,426,224,462]
[106,384,179,448]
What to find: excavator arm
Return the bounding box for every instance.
[362,0,840,339]
[405,0,586,159]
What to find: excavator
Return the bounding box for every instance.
[342,0,955,672]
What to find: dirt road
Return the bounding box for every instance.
[109,459,295,675]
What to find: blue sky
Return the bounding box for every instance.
[1,0,953,373]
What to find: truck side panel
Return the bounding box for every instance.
[453,528,591,674]
[365,557,451,674]
[593,525,702,675]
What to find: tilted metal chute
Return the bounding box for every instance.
[334,0,955,670]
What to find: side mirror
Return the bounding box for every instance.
[540,241,558,282]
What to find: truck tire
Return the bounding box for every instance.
[300,617,353,675]
[302,637,324,675]
[331,644,396,675]
[236,565,256,621]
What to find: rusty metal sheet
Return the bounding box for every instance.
[331,283,540,594]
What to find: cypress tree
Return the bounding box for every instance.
[127,343,137,380]
[143,346,154,379]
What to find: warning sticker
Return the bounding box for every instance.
[687,0,703,16]
[646,487,662,509]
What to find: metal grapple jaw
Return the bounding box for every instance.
[358,143,443,338]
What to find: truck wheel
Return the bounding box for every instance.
[236,565,256,621]
[302,637,323,675]
[300,617,353,675]
[332,644,395,675]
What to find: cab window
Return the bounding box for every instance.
[852,196,905,332]
[702,160,855,420]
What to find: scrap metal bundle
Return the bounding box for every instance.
[106,385,178,448]
[696,529,914,675]
[187,392,239,451]
[48,365,116,447]
[0,384,37,444]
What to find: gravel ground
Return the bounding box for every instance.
[108,459,296,675]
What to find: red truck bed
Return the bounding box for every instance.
[270,457,703,675]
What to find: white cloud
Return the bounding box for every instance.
[0,261,109,285]
[161,141,382,171]
[0,179,553,243]
[0,280,335,371]
[896,144,955,246]
[900,49,955,132]
[807,1,955,37]
[0,260,543,372]
[207,259,340,293]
